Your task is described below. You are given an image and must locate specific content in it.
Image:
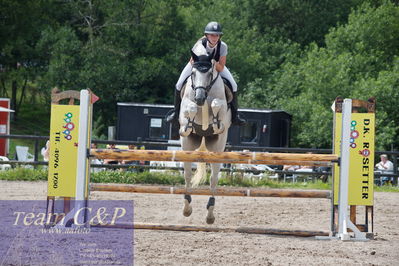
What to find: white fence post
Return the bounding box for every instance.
[74,89,91,226]
[337,99,367,241]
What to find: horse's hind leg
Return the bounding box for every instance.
[183,162,193,217]
[206,163,221,224]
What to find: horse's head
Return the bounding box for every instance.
[190,50,217,106]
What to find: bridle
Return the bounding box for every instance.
[191,61,220,97]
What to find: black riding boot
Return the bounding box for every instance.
[166,89,181,123]
[231,92,246,126]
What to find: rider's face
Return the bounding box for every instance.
[206,34,220,45]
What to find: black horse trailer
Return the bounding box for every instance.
[117,103,291,148]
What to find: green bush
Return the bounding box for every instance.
[91,170,185,185]
[0,167,48,181]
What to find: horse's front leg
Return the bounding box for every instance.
[206,162,221,224]
[183,161,193,217]
[211,99,225,135]
[179,101,197,137]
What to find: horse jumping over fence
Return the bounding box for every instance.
[47,89,374,241]
[179,43,231,224]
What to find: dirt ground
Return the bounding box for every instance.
[1,180,398,265]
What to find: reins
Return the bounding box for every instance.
[191,62,219,93]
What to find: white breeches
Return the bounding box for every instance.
[175,62,237,92]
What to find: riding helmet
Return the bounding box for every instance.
[204,22,223,35]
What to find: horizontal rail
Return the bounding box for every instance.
[0,161,395,179]
[0,134,48,140]
[90,149,339,166]
[92,139,334,153]
[93,222,329,237]
[0,134,397,154]
[90,184,331,198]
[0,160,48,165]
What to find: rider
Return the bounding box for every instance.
[166,21,246,126]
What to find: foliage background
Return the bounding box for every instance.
[1,0,398,150]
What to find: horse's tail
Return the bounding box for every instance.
[191,137,208,187]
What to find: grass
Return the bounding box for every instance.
[91,170,184,185]
[0,167,48,181]
[374,185,399,193]
[0,168,398,192]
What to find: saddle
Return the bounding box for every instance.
[180,77,233,104]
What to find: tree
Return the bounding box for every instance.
[0,0,58,118]
[35,0,195,129]
[273,2,399,149]
[236,0,364,46]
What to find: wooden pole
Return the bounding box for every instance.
[90,184,331,199]
[92,222,329,237]
[90,149,338,166]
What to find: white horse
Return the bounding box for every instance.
[179,43,231,224]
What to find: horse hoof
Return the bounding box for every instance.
[206,205,215,224]
[206,215,215,224]
[183,200,192,217]
[183,206,192,217]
